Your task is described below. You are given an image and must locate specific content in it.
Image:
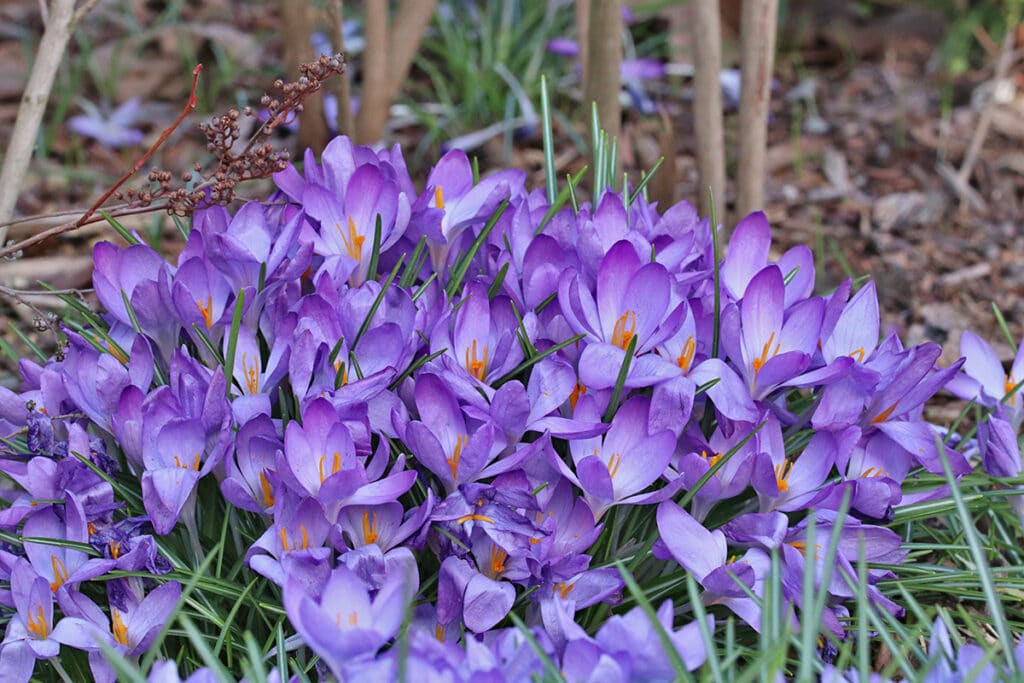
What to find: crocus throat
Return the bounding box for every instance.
[49,554,68,593]
[26,604,48,639]
[464,339,488,381]
[447,434,468,480]
[677,336,696,373]
[241,352,260,394]
[361,509,379,545]
[196,295,214,329]
[611,311,637,350]
[774,461,793,492]
[752,331,780,375]
[112,608,129,646]
[280,524,309,552]
[338,216,365,262]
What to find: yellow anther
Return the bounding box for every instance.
[26,604,48,639]
[488,544,508,579]
[241,352,260,394]
[552,582,575,599]
[606,452,623,480]
[196,296,214,329]
[774,461,794,493]
[318,452,342,484]
[49,555,68,593]
[701,449,723,469]
[447,434,468,480]
[464,340,488,381]
[455,513,495,525]
[337,217,366,262]
[752,331,780,375]
[676,336,696,373]
[259,470,275,509]
[434,186,445,210]
[871,402,897,424]
[361,509,379,545]
[112,608,129,646]
[569,381,587,410]
[849,347,866,363]
[611,311,637,350]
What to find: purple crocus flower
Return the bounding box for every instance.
[54,581,181,681]
[302,163,409,286]
[559,240,685,390]
[67,97,145,148]
[552,396,683,519]
[0,559,80,680]
[22,494,114,596]
[92,241,179,356]
[946,330,1024,429]
[283,562,417,677]
[591,601,712,678]
[656,501,770,630]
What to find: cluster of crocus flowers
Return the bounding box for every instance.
[0,134,1013,681]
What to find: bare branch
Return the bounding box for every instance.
[0,0,78,246]
[691,0,727,221]
[327,0,355,136]
[736,0,779,219]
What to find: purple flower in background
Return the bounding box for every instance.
[67,98,145,148]
[946,330,1024,429]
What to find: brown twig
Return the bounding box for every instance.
[956,21,1018,209]
[75,65,202,229]
[355,0,390,144]
[0,203,172,259]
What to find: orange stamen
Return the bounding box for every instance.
[607,452,623,480]
[552,582,575,599]
[259,470,275,509]
[112,608,129,646]
[752,331,780,375]
[676,336,696,373]
[318,452,342,483]
[611,311,637,350]
[849,347,866,363]
[434,186,445,210]
[871,402,897,424]
[109,541,122,559]
[49,555,68,593]
[488,544,508,579]
[447,434,468,480]
[1006,374,1018,405]
[774,461,794,493]
[196,296,214,329]
[337,217,366,262]
[241,352,260,394]
[107,342,128,364]
[569,381,587,410]
[455,514,495,525]
[361,509,379,545]
[26,604,48,639]
[464,340,488,381]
